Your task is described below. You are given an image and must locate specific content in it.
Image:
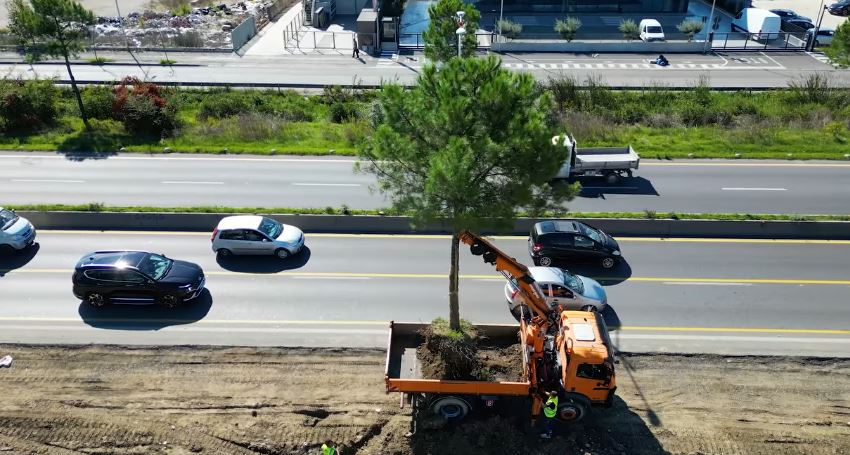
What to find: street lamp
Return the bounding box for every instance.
[811,0,828,51]
[456,11,466,58]
[497,0,504,44]
[702,0,717,54]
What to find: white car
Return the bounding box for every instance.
[639,19,665,42]
[0,207,37,254]
[504,266,607,320]
[211,215,304,259]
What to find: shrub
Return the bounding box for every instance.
[677,19,704,42]
[619,19,640,41]
[198,92,252,119]
[113,77,177,137]
[824,20,850,68]
[554,17,581,42]
[496,19,522,39]
[0,78,57,132]
[323,85,360,123]
[82,85,115,120]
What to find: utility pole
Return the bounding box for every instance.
[456,11,466,58]
[702,0,717,54]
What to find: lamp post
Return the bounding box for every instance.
[456,11,466,58]
[811,0,828,51]
[702,0,717,54]
[497,0,504,44]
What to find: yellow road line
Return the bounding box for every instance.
[5,269,850,285]
[36,230,850,244]
[641,162,850,168]
[2,316,847,335]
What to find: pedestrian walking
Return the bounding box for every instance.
[352,36,360,58]
[540,390,559,439]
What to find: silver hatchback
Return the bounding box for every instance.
[211,216,304,259]
[504,266,607,320]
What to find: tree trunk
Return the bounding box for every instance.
[64,53,91,132]
[449,232,461,331]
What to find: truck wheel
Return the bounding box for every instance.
[604,173,620,185]
[430,396,471,421]
[557,394,590,423]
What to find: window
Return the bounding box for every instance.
[137,254,172,280]
[548,233,573,247]
[257,218,282,239]
[220,230,244,240]
[84,270,111,281]
[243,230,265,242]
[117,269,148,283]
[551,285,574,299]
[574,235,595,249]
[577,363,610,380]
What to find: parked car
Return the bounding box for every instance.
[809,27,835,46]
[785,18,815,30]
[72,250,205,308]
[828,0,850,17]
[732,8,781,41]
[639,19,665,42]
[212,215,305,259]
[0,207,36,254]
[504,266,607,320]
[769,9,812,22]
[528,220,622,269]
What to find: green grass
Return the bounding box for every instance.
[7,204,850,222]
[160,59,177,65]
[87,57,113,65]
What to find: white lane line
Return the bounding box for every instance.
[721,187,787,191]
[11,179,84,183]
[0,155,358,164]
[292,183,362,187]
[161,181,224,185]
[581,186,639,190]
[292,276,371,280]
[662,282,752,286]
[615,334,850,344]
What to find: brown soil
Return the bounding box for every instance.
[0,345,848,455]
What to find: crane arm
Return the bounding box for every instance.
[458,230,551,318]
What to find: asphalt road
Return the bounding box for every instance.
[1,50,847,88]
[1,231,849,356]
[4,152,850,214]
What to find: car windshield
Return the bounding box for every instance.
[137,253,173,280]
[559,269,585,295]
[257,217,283,239]
[647,26,663,33]
[578,223,604,244]
[0,209,19,230]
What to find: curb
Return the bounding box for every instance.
[17,211,850,239]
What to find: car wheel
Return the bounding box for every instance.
[160,294,179,309]
[0,244,14,255]
[538,256,553,267]
[604,173,620,185]
[86,292,106,308]
[601,257,616,269]
[580,305,598,312]
[216,248,232,258]
[274,248,290,259]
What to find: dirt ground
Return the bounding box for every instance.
[0,345,848,455]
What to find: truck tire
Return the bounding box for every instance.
[429,396,471,421]
[604,172,620,185]
[557,393,591,423]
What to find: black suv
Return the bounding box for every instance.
[72,250,205,308]
[528,220,622,269]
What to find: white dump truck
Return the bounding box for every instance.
[551,134,640,184]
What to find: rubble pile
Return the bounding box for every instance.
[91,1,277,49]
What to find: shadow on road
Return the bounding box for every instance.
[215,247,311,273]
[0,243,40,277]
[601,304,622,331]
[577,176,660,199]
[78,289,213,330]
[562,258,632,286]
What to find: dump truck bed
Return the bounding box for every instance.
[384,322,531,396]
[574,146,640,171]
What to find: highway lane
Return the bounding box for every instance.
[4,153,850,214]
[1,231,849,355]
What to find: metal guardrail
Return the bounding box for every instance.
[709,31,809,51]
[399,32,495,50]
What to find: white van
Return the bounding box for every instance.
[0,207,37,254]
[639,19,665,42]
[732,8,781,41]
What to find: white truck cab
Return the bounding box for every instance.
[0,207,37,253]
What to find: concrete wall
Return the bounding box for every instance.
[491,40,705,53]
[230,15,257,51]
[18,212,850,239]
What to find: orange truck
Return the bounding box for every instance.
[384,231,617,430]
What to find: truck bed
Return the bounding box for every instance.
[574,146,640,170]
[385,322,531,396]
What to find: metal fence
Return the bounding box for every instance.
[399,32,495,50]
[709,32,809,51]
[283,12,355,51]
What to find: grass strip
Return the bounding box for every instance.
[8,204,850,222]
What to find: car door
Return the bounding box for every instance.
[550,233,577,262]
[242,229,273,255]
[550,284,577,310]
[220,229,251,255]
[111,269,156,304]
[572,234,599,263]
[537,283,554,308]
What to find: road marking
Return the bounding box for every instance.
[1,317,848,336]
[642,162,850,168]
[292,276,371,280]
[0,155,359,164]
[662,282,752,286]
[34,231,850,244]
[161,181,224,185]
[11,179,84,183]
[292,183,362,187]
[581,187,639,190]
[4,269,850,285]
[615,334,850,343]
[722,187,788,191]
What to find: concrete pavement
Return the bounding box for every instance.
[1,231,849,356]
[3,152,850,214]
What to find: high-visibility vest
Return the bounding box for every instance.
[322,443,336,455]
[543,395,558,418]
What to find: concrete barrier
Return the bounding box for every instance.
[17,211,850,239]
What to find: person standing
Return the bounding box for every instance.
[540,390,559,439]
[321,441,336,455]
[352,36,360,58]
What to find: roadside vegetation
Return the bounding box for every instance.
[0,74,849,159]
[8,204,850,222]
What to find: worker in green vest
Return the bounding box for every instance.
[540,390,559,439]
[321,441,336,455]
